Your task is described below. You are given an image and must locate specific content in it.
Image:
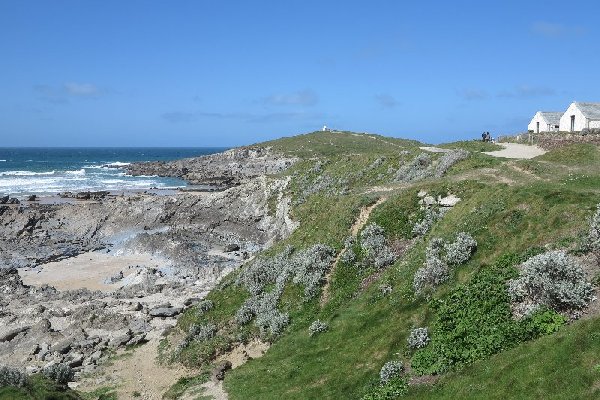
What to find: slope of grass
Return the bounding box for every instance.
[165,134,600,399]
[407,316,600,399]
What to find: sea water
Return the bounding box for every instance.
[0,147,226,196]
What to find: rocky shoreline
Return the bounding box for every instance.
[0,146,298,383]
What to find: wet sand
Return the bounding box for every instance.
[19,251,162,292]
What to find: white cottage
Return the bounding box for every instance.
[528,111,561,133]
[559,102,600,132]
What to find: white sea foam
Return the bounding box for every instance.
[65,169,86,176]
[0,170,56,176]
[0,160,6,162]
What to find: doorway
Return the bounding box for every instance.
[571,115,575,132]
[536,121,539,133]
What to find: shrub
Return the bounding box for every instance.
[395,153,432,182]
[188,323,217,342]
[0,365,26,388]
[43,363,74,385]
[433,149,470,177]
[395,150,469,183]
[412,207,446,237]
[444,232,478,266]
[195,300,214,315]
[379,360,404,384]
[507,250,594,316]
[359,223,396,269]
[291,244,337,298]
[413,255,449,294]
[309,320,329,336]
[413,233,477,294]
[407,327,430,350]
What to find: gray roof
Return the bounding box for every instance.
[575,102,600,120]
[539,112,562,125]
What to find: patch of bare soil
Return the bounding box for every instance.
[483,143,547,159]
[79,339,193,400]
[182,340,270,400]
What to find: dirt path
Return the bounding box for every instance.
[79,339,193,400]
[483,143,546,159]
[320,197,386,305]
[180,339,270,400]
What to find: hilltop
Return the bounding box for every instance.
[2,131,600,399]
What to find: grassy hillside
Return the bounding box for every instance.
[7,132,598,399]
[159,133,600,399]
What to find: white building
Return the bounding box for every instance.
[528,111,561,133]
[559,102,600,132]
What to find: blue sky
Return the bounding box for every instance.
[1,0,599,147]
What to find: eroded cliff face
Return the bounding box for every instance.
[0,147,298,379]
[125,146,298,187]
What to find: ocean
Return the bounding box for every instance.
[0,147,227,197]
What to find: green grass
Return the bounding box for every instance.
[0,375,81,400]
[262,131,421,158]
[80,385,117,400]
[536,143,600,166]
[407,316,600,399]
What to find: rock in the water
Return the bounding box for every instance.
[211,360,232,381]
[148,307,182,318]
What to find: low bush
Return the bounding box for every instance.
[413,233,477,294]
[42,363,74,385]
[195,300,214,315]
[507,250,594,316]
[359,223,396,269]
[0,365,26,388]
[412,207,446,237]
[407,327,430,350]
[379,360,404,384]
[308,320,329,336]
[394,150,469,183]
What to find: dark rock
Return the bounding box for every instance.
[0,195,8,204]
[27,195,37,201]
[0,326,30,342]
[109,332,132,348]
[51,338,74,354]
[67,353,84,368]
[224,243,240,252]
[126,333,147,347]
[148,307,182,318]
[211,360,232,381]
[183,297,201,307]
